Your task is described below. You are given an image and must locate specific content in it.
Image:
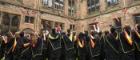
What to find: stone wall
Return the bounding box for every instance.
[0,2,75,33]
[77,5,140,32]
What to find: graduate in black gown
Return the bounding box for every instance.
[40,30,49,60]
[77,31,90,60]
[61,29,76,60]
[19,32,32,60]
[77,32,85,60]
[103,27,120,60]
[99,31,108,60]
[4,32,15,60]
[89,31,101,60]
[12,32,22,60]
[48,28,62,60]
[73,31,78,60]
[119,26,135,60]
[132,24,140,60]
[0,34,4,60]
[60,32,66,60]
[30,33,43,60]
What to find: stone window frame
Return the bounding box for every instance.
[87,0,100,15]
[68,0,76,17]
[106,0,119,7]
[70,24,75,31]
[42,0,64,11]
[25,16,34,24]
[133,14,140,24]
[1,12,20,33]
[105,0,121,14]
[41,19,53,31]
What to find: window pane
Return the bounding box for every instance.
[134,14,140,24]
[43,0,48,5]
[107,0,118,6]
[87,0,100,14]
[12,16,20,26]
[70,24,75,30]
[48,0,53,7]
[2,13,10,25]
[25,16,34,23]
[68,0,76,16]
[1,13,20,34]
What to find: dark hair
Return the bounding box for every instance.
[104,31,109,35]
[137,24,140,30]
[124,25,131,32]
[110,27,116,33]
[78,32,84,39]
[20,32,24,37]
[67,29,71,33]
[51,28,56,34]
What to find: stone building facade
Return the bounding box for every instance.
[0,0,140,34]
[76,0,140,32]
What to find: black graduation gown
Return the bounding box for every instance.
[60,34,65,60]
[31,38,43,60]
[19,37,32,60]
[48,33,61,60]
[89,35,101,60]
[132,30,140,60]
[99,35,105,60]
[13,37,23,60]
[4,37,14,60]
[78,35,90,60]
[62,35,76,60]
[0,37,4,59]
[103,33,120,60]
[42,37,48,60]
[119,32,135,60]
